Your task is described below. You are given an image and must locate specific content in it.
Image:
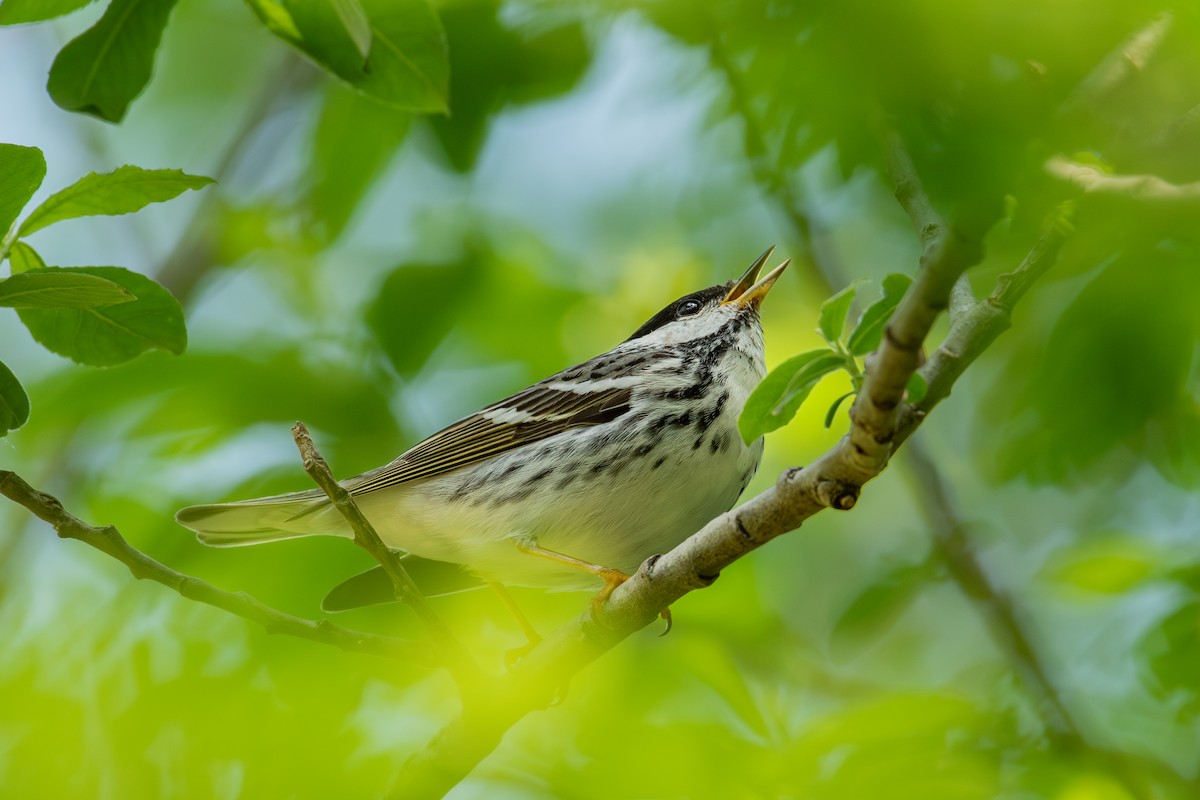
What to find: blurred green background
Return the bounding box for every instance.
[2,0,1200,797]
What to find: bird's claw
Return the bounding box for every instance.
[589,569,674,636]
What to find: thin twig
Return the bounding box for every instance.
[1045,155,1200,205]
[0,470,434,665]
[895,212,1071,446]
[290,422,480,683]
[1061,11,1173,115]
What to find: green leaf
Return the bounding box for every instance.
[906,371,927,405]
[833,561,931,648]
[19,166,213,236]
[0,144,45,235]
[369,258,475,376]
[18,267,185,366]
[817,280,863,343]
[244,0,302,39]
[1041,536,1158,594]
[0,269,134,309]
[8,241,46,273]
[330,0,371,60]
[0,358,30,437]
[846,273,913,356]
[1138,601,1200,716]
[307,83,411,242]
[775,353,847,414]
[249,0,448,112]
[739,349,843,443]
[46,0,181,122]
[824,390,855,429]
[0,0,94,25]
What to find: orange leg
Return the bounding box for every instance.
[487,581,542,665]
[516,543,673,635]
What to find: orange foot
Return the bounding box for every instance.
[589,568,673,636]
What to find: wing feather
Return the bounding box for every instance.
[346,382,634,495]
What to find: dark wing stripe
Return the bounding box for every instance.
[347,385,633,495]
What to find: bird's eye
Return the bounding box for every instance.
[677,299,702,317]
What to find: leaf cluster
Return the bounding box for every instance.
[0,144,210,435]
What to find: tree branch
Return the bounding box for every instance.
[1061,11,1173,115]
[0,470,434,666]
[1045,155,1200,205]
[895,211,1071,446]
[391,132,985,798]
[290,423,481,684]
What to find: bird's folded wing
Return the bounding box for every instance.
[346,383,633,495]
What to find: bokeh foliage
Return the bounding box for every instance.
[1,0,1200,797]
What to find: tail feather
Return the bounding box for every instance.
[176,488,350,547]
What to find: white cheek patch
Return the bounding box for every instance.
[633,305,737,347]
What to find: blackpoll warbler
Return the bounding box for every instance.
[177,249,789,610]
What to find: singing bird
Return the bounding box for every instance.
[176,249,789,612]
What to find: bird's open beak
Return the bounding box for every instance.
[722,247,790,309]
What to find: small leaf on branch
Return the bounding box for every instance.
[46,0,181,122]
[19,166,213,236]
[0,0,93,25]
[847,272,913,356]
[824,390,855,429]
[18,267,186,366]
[0,358,30,437]
[739,348,843,443]
[0,143,45,235]
[817,280,863,343]
[0,269,133,309]
[8,242,46,273]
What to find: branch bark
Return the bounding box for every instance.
[390,130,985,798]
[290,423,481,684]
[0,470,434,666]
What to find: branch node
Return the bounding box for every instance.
[816,480,860,510]
[734,514,755,543]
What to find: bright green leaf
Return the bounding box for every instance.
[0,269,134,309]
[775,353,847,414]
[330,0,371,60]
[46,0,181,122]
[0,0,94,25]
[308,83,410,242]
[824,390,854,429]
[19,166,213,236]
[818,280,863,343]
[847,272,913,356]
[245,0,302,39]
[739,349,842,443]
[0,144,45,235]
[1042,537,1158,594]
[18,267,185,366]
[250,0,448,112]
[0,358,29,436]
[8,241,46,274]
[906,371,927,405]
